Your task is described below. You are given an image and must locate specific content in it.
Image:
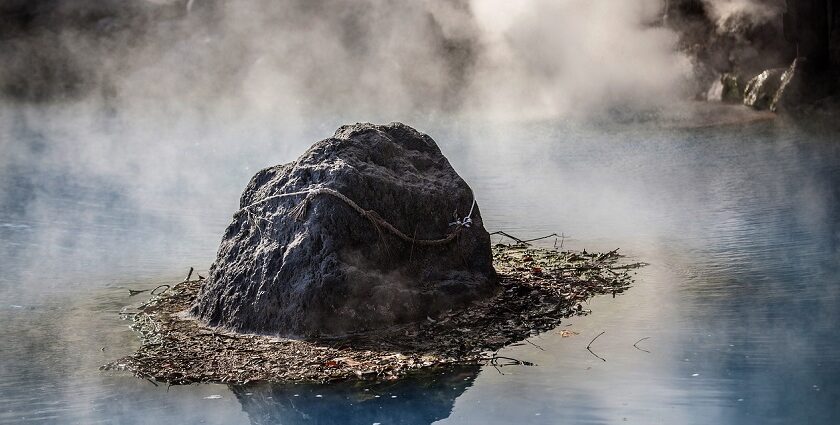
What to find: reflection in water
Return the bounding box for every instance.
[232,367,479,425]
[1,117,839,424]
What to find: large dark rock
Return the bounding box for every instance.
[191,122,498,337]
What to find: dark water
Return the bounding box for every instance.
[1,115,839,424]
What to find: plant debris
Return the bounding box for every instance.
[101,244,645,385]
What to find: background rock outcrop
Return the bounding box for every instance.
[743,67,786,109]
[191,123,497,337]
[669,0,839,108]
[781,0,840,104]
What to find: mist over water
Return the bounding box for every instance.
[0,0,701,301]
[2,118,839,424]
[1,1,839,424]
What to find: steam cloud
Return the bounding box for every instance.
[0,0,714,297]
[701,0,784,31]
[1,0,694,119]
[0,0,698,220]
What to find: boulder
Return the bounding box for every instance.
[705,72,743,103]
[743,67,786,110]
[190,122,498,337]
[720,73,744,103]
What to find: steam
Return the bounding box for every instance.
[0,0,694,119]
[0,0,698,211]
[701,0,784,32]
[468,0,692,119]
[0,0,693,298]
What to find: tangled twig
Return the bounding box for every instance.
[239,187,470,246]
[633,337,651,353]
[586,331,607,362]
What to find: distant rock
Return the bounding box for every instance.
[770,58,805,112]
[743,68,786,110]
[720,73,744,103]
[706,73,743,103]
[191,122,498,337]
[783,0,840,100]
[741,58,813,112]
[668,0,792,96]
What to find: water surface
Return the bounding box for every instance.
[1,115,838,424]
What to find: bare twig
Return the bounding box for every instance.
[596,249,620,261]
[525,338,546,351]
[489,231,530,245]
[587,331,605,349]
[130,283,170,298]
[491,355,535,366]
[586,331,606,362]
[151,285,170,296]
[633,337,651,353]
[520,233,561,243]
[184,267,194,282]
[610,263,648,269]
[490,231,564,246]
[554,233,569,250]
[409,223,419,262]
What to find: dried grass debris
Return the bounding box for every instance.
[101,244,645,385]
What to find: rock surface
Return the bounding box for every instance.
[705,73,744,103]
[720,73,744,103]
[670,0,839,109]
[770,58,804,112]
[744,68,786,110]
[190,122,497,337]
[783,0,840,99]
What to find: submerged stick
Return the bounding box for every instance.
[525,338,546,351]
[490,230,568,249]
[586,331,607,362]
[489,231,530,245]
[557,233,567,250]
[633,337,651,353]
[490,231,564,246]
[520,233,561,244]
[489,355,535,367]
[610,263,648,270]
